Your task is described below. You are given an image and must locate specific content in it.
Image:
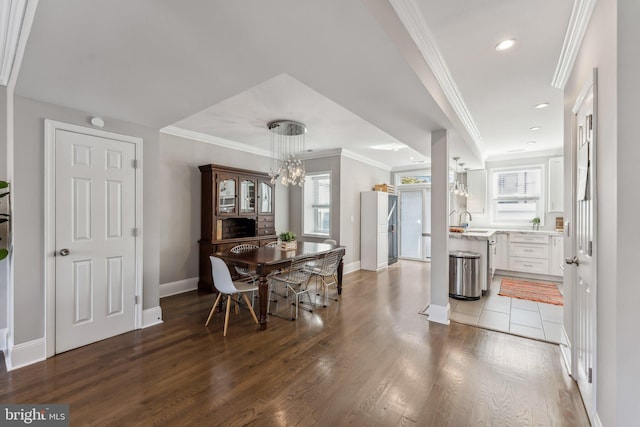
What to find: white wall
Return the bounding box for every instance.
[339,155,391,264]
[564,0,617,424]
[12,96,161,344]
[158,132,289,285]
[615,1,640,423]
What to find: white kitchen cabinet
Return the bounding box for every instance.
[548,157,563,212]
[549,235,564,276]
[494,232,509,270]
[466,169,487,216]
[360,191,388,271]
[508,232,550,275]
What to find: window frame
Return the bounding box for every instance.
[489,164,546,226]
[302,171,331,237]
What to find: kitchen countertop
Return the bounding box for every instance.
[449,228,563,240]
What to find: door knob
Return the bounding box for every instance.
[59,248,70,256]
[565,256,579,266]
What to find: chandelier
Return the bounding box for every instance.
[450,157,469,198]
[268,120,307,187]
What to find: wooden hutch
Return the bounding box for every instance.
[198,164,277,292]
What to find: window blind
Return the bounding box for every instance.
[495,169,540,199]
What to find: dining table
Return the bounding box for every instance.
[215,241,345,330]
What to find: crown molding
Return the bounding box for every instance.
[486,148,563,163]
[551,0,598,89]
[0,0,28,87]
[389,0,485,156]
[341,149,392,171]
[160,126,273,158]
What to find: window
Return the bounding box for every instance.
[303,173,330,236]
[491,166,543,225]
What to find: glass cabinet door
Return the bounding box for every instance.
[239,177,256,214]
[217,175,237,215]
[258,181,273,214]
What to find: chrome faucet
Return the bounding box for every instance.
[449,209,457,225]
[459,211,472,225]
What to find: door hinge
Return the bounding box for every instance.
[135,295,140,305]
[588,367,592,383]
[133,159,139,169]
[587,240,593,256]
[133,228,140,237]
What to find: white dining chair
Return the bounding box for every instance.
[206,256,259,336]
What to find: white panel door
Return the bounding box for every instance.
[55,129,137,353]
[570,71,597,422]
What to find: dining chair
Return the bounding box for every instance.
[269,255,318,320]
[309,248,345,307]
[230,244,259,283]
[266,241,278,247]
[206,256,259,336]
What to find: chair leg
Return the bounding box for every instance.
[242,293,259,324]
[224,295,232,336]
[205,293,223,326]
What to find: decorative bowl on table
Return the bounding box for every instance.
[449,226,466,233]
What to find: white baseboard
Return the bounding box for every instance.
[142,306,163,328]
[424,303,450,325]
[592,412,602,427]
[7,337,46,371]
[560,325,572,375]
[0,328,6,353]
[160,277,198,298]
[343,261,360,275]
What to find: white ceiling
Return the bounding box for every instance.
[14,0,574,169]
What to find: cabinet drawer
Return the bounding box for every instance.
[258,228,275,236]
[510,243,548,259]
[509,233,549,244]
[258,215,274,222]
[509,257,549,274]
[257,221,274,229]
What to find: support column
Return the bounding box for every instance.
[427,130,449,324]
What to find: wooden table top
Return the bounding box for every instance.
[215,241,343,267]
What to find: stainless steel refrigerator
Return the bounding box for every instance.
[388,194,398,264]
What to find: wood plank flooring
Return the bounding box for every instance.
[0,260,589,426]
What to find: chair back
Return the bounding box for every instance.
[210,256,240,294]
[231,244,258,254]
[318,248,344,275]
[283,256,317,284]
[266,241,278,247]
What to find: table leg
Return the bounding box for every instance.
[258,274,269,330]
[337,258,344,295]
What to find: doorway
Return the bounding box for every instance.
[45,120,143,356]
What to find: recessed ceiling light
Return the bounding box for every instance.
[529,126,541,131]
[409,157,415,160]
[534,102,550,109]
[495,39,516,51]
[371,143,407,151]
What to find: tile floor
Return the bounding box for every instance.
[449,274,567,344]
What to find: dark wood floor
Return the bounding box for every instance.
[0,260,588,426]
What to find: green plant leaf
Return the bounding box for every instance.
[0,181,8,188]
[0,218,7,224]
[0,192,9,199]
[0,249,8,260]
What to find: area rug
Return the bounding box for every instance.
[499,278,564,306]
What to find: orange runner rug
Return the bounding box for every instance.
[499,278,564,306]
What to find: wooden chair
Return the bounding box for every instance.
[206,256,259,336]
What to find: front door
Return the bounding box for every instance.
[399,188,431,260]
[52,124,139,353]
[570,70,597,421]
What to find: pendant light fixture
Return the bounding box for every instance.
[268,120,307,187]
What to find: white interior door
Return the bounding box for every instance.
[54,128,138,353]
[399,187,431,260]
[570,71,597,421]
